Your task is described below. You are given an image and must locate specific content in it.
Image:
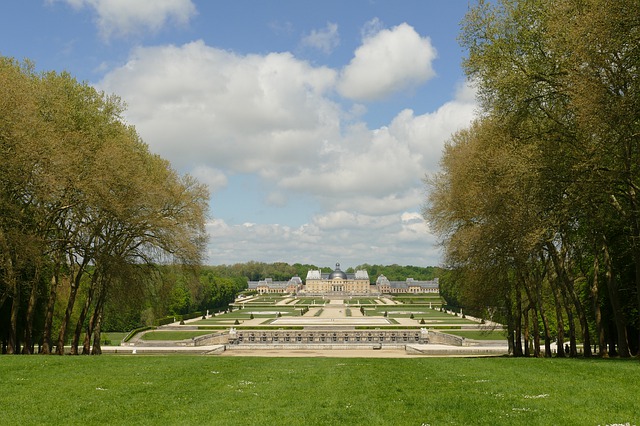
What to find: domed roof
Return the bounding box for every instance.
[328,262,347,280]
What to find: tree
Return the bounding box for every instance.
[425,0,640,357]
[0,57,209,355]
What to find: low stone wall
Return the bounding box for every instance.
[226,343,406,351]
[229,328,428,345]
[193,332,229,346]
[405,344,507,356]
[426,330,465,346]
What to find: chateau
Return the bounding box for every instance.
[248,262,439,296]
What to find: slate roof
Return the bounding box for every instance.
[375,275,439,289]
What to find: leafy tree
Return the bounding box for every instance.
[0,57,209,355]
[425,0,640,357]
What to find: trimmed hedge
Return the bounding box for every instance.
[123,326,155,342]
[181,311,203,321]
[156,316,176,326]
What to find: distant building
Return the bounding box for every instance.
[248,276,303,294]
[248,263,439,296]
[375,275,439,294]
[303,263,372,295]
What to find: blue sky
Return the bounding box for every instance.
[1,1,478,269]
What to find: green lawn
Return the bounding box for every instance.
[442,329,507,340]
[100,332,128,345]
[1,356,638,425]
[296,298,327,305]
[140,331,215,341]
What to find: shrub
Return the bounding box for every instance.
[181,312,203,321]
[156,316,176,326]
[123,326,154,342]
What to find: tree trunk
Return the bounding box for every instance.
[560,283,577,357]
[8,283,20,354]
[591,250,607,357]
[22,277,40,354]
[634,251,640,358]
[532,306,541,357]
[91,302,105,355]
[534,267,552,357]
[550,276,565,357]
[41,263,60,355]
[546,241,590,357]
[83,277,107,355]
[505,293,515,355]
[520,269,543,357]
[513,283,523,357]
[2,238,19,354]
[523,307,531,357]
[56,256,89,355]
[72,272,99,355]
[603,240,631,357]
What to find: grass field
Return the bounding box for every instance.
[141,331,215,341]
[1,356,638,425]
[442,329,507,340]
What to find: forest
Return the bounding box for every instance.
[425,0,640,357]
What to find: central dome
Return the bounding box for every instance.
[328,262,347,280]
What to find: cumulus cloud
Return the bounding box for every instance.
[301,22,340,54]
[337,22,437,101]
[279,82,476,199]
[51,0,196,40]
[388,82,478,174]
[205,211,439,267]
[98,40,339,174]
[279,124,423,197]
[190,165,228,193]
[96,34,475,266]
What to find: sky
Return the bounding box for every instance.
[0,0,478,269]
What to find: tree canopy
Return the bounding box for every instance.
[425,0,640,357]
[0,57,209,354]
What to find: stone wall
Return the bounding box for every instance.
[229,328,428,345]
[425,330,465,346]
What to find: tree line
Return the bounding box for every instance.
[91,262,441,332]
[425,0,640,357]
[0,58,209,354]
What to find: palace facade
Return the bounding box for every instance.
[247,263,439,296]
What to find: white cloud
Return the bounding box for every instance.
[312,211,397,231]
[279,124,423,197]
[279,82,476,199]
[205,214,439,267]
[190,165,228,193]
[51,0,196,40]
[360,17,384,40]
[98,40,339,174]
[388,82,478,174]
[338,23,437,101]
[330,189,424,216]
[97,36,476,267]
[301,22,340,54]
